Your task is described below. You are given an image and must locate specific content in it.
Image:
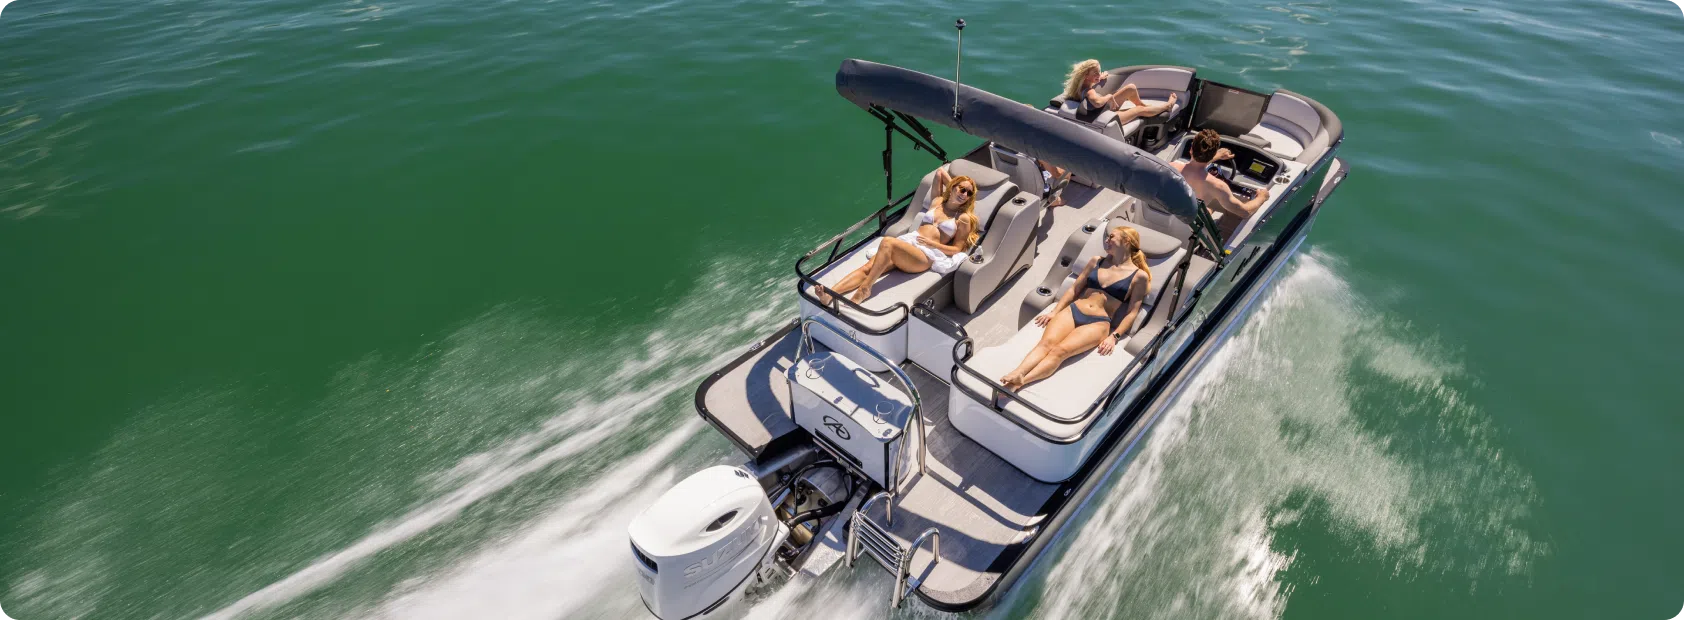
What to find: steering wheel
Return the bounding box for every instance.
[1208,161,1256,201]
[1206,161,1237,183]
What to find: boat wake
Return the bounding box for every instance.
[194,257,796,620]
[716,249,1546,620]
[994,249,1547,620]
[7,250,1544,620]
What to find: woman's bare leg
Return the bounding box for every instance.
[851,237,931,303]
[815,236,901,304]
[1015,322,1111,388]
[1117,83,1145,107]
[1002,309,1075,389]
[1038,160,1069,208]
[816,265,865,304]
[1115,93,1178,124]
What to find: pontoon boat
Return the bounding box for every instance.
[626,55,1348,618]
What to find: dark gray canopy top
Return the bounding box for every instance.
[835,59,1200,224]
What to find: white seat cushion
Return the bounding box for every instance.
[955,321,1139,440]
[1249,123,1304,159]
[811,241,946,333]
[1265,92,1322,138]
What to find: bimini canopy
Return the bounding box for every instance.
[835,59,1200,225]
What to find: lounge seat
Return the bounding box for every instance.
[953,218,1189,482]
[948,315,1144,482]
[798,159,1022,371]
[1022,214,1188,329]
[1246,89,1342,165]
[1045,66,1195,150]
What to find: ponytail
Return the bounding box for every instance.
[1114,226,1152,285]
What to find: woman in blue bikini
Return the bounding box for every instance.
[999,225,1150,391]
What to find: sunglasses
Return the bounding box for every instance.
[955,186,974,196]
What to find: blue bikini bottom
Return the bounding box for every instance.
[1068,305,1109,327]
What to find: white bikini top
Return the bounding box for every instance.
[920,210,958,237]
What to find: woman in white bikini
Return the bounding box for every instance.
[817,168,981,304]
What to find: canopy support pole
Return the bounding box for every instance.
[952,19,966,121]
[882,123,894,203]
[865,104,950,205]
[1189,203,1229,264]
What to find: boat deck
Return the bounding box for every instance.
[698,331,1059,604]
[695,184,1139,603]
[698,324,801,456]
[875,363,1055,604]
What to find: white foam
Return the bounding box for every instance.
[1001,251,1542,620]
[365,420,701,620]
[190,257,795,619]
[201,408,667,620]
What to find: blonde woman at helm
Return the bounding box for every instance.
[999,226,1151,391]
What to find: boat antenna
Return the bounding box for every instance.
[952,18,965,121]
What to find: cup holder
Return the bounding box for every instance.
[1036,287,1052,296]
[1081,224,1097,233]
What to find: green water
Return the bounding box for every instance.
[2,0,1682,618]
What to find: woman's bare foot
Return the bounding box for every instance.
[812,285,834,306]
[1147,93,1179,117]
[1047,194,1066,208]
[849,286,872,304]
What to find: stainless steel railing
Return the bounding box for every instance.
[846,491,943,610]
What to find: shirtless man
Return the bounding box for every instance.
[1172,129,1271,242]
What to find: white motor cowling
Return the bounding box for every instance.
[628,466,787,620]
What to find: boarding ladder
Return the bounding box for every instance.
[846,491,942,609]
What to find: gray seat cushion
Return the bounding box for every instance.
[1136,224,1181,258]
[810,244,943,333]
[954,322,1140,439]
[941,159,1014,229]
[947,159,1010,190]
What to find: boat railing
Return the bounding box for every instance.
[846,490,942,610]
[794,191,918,336]
[796,317,927,488]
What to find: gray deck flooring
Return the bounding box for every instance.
[871,364,1058,605]
[698,334,1059,604]
[700,327,801,455]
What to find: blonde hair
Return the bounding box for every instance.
[1063,59,1102,100]
[944,175,983,250]
[1113,226,1151,285]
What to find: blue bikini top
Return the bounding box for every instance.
[1086,262,1135,302]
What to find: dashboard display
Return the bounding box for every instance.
[1249,161,1267,174]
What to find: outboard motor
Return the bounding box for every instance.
[628,466,788,620]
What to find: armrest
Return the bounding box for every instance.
[1020,216,1108,320]
[954,190,1036,314]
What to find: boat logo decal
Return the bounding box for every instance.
[822,416,851,440]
